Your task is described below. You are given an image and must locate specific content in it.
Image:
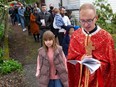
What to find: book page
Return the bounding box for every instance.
[83,62,101,74]
[40,19,45,26]
[81,58,100,64]
[68,60,78,65]
[68,58,101,74]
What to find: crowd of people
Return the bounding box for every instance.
[9,2,116,87]
[9,2,79,50]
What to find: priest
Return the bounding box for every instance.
[67,3,116,87]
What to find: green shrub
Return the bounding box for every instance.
[0,59,22,75]
[0,47,3,63]
[0,24,4,40]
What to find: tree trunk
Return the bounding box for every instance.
[4,0,9,60]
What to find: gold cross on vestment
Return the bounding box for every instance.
[85,39,95,56]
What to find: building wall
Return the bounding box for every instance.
[66,0,80,9]
[45,0,75,10]
[45,0,116,13]
[45,0,60,10]
[62,0,68,7]
[80,0,95,6]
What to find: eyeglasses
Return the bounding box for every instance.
[79,16,96,24]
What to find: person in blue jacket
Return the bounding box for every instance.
[62,25,75,57]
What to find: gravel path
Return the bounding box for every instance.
[23,64,38,87]
[8,23,40,87]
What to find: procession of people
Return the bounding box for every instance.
[8,1,116,87]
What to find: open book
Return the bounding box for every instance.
[68,58,101,74]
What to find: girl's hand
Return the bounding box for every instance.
[35,71,40,77]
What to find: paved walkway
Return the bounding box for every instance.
[8,23,40,87]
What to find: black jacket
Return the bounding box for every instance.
[37,11,53,30]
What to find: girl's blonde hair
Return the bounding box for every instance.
[42,30,57,51]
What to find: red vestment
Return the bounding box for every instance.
[67,27,116,87]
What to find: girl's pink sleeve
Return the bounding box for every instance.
[35,55,40,77]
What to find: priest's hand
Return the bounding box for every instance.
[84,55,92,58]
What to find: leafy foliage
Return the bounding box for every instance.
[93,0,116,34]
[0,24,4,40]
[0,3,5,23]
[0,46,22,75]
[0,47,3,63]
[0,59,22,75]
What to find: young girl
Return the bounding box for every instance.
[35,30,68,87]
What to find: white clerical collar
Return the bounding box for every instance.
[82,25,101,36]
